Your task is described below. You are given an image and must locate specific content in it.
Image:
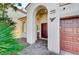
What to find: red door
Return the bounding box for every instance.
[41,23,48,38]
[60,17,79,54]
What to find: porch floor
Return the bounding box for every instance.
[19,39,56,55]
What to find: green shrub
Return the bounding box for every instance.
[0,22,25,55]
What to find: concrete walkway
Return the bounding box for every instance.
[20,39,56,55]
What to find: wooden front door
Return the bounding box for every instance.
[60,17,79,54]
[41,23,48,38]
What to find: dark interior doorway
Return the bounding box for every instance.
[41,23,48,38]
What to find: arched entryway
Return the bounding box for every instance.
[15,16,27,38]
[27,4,60,54]
[34,5,48,41]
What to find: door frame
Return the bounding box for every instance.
[60,15,79,20]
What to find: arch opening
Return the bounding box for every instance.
[34,5,48,41]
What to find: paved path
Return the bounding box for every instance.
[20,40,56,55]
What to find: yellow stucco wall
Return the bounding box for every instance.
[14,17,27,38]
[7,7,27,38]
[14,20,22,38]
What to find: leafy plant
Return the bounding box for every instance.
[0,3,26,55]
[0,3,22,25]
